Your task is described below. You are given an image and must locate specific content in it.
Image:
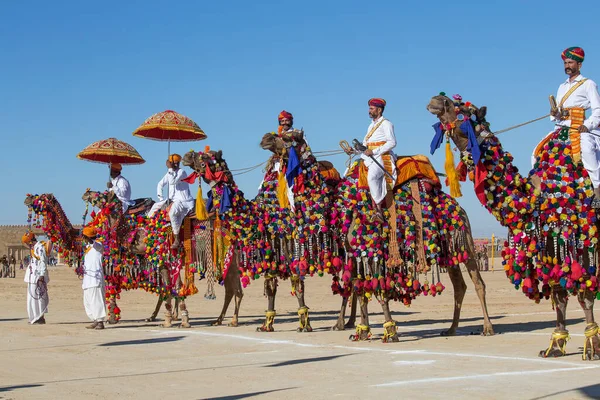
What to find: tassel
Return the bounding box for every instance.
[195,185,209,220]
[276,171,290,209]
[445,140,462,198]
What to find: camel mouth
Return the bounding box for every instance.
[426,102,444,117]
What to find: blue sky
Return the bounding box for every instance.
[1,0,598,237]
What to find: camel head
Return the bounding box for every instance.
[427,93,490,159]
[24,193,56,210]
[260,129,313,166]
[183,148,233,185]
[81,189,108,208]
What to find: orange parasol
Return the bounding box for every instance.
[77,137,145,165]
[132,110,206,154]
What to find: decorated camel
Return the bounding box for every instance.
[264,129,493,341]
[24,192,198,327]
[427,93,600,359]
[182,135,341,333]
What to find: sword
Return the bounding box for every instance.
[351,139,396,181]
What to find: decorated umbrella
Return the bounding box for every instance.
[77,137,145,177]
[132,110,207,155]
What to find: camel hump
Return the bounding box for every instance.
[318,160,341,183]
[395,155,440,187]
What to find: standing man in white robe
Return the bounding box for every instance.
[149,154,194,248]
[81,226,106,329]
[107,163,134,212]
[22,232,49,324]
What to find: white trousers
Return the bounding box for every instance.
[368,164,388,205]
[27,282,48,323]
[148,199,168,217]
[83,286,106,322]
[532,130,600,188]
[170,200,194,234]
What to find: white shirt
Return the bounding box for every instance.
[24,241,49,284]
[553,74,600,133]
[361,117,397,166]
[110,175,134,210]
[157,168,194,203]
[82,241,104,289]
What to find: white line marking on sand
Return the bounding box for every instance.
[372,366,597,387]
[146,329,592,368]
[393,360,436,365]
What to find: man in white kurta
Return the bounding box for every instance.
[107,163,134,212]
[22,232,49,324]
[149,154,195,247]
[360,98,397,220]
[534,47,600,204]
[82,227,106,329]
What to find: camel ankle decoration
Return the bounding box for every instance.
[329,149,493,341]
[427,93,600,359]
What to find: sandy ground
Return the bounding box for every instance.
[1,261,600,400]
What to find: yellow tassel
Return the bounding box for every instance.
[195,185,209,220]
[445,141,462,198]
[276,171,290,209]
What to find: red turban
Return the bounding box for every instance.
[561,47,585,63]
[278,110,293,121]
[368,98,386,108]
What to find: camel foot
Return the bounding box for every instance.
[145,316,157,322]
[582,323,600,361]
[344,319,356,330]
[211,319,223,326]
[440,327,457,337]
[107,315,118,325]
[331,320,346,331]
[256,311,275,332]
[349,324,371,341]
[256,325,274,332]
[382,321,399,343]
[482,324,495,336]
[297,307,312,333]
[539,331,569,358]
[179,322,191,328]
[228,319,239,327]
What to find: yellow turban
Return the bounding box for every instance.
[168,154,182,163]
[110,163,122,172]
[82,226,97,238]
[22,231,36,245]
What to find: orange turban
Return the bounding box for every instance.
[22,231,36,245]
[278,110,293,121]
[168,154,182,163]
[110,163,122,172]
[82,226,97,238]
[368,98,386,108]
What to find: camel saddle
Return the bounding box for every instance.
[126,198,155,216]
[395,155,441,189]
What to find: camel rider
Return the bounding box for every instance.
[22,232,49,325]
[81,226,106,330]
[548,47,600,204]
[107,163,134,212]
[350,98,397,222]
[149,154,195,248]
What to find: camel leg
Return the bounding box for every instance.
[172,298,180,321]
[212,287,234,326]
[441,266,467,336]
[230,270,244,327]
[257,277,277,332]
[379,295,399,343]
[179,299,190,328]
[346,293,357,329]
[464,259,495,335]
[107,296,119,325]
[146,298,163,322]
[162,296,174,328]
[332,296,349,331]
[579,290,600,361]
[350,294,371,341]
[539,286,569,358]
[293,277,312,333]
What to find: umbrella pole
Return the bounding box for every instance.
[168,139,171,157]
